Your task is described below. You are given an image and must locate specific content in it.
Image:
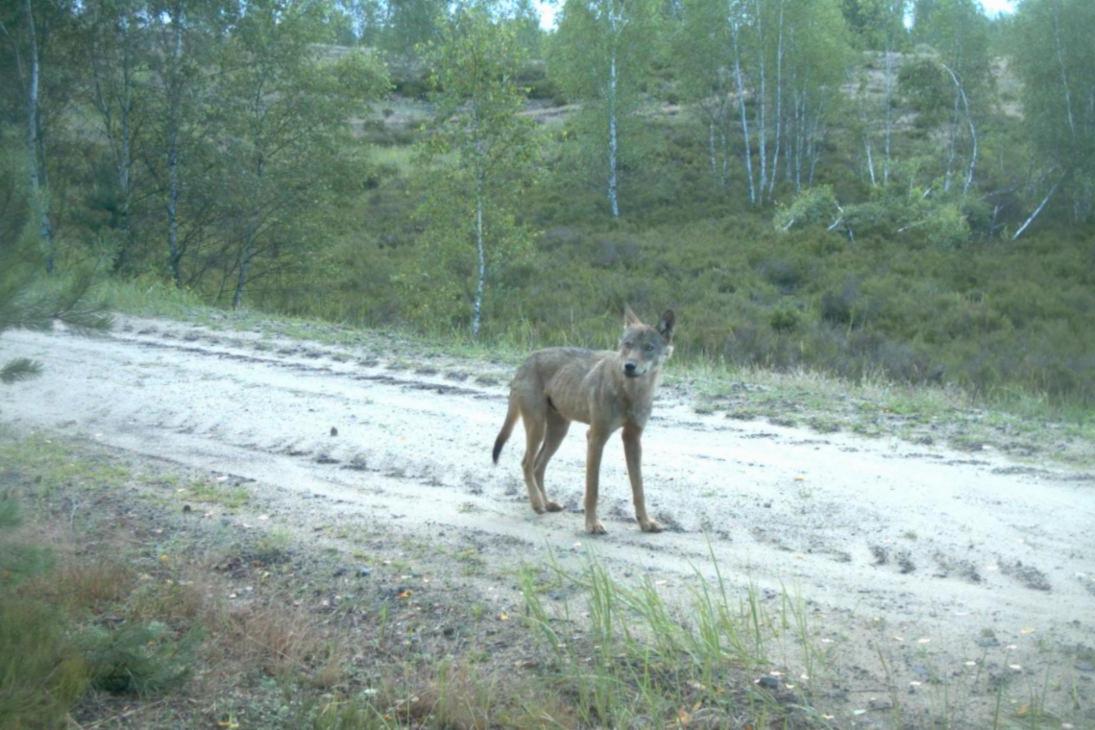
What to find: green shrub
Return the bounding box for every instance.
[80,621,201,696]
[773,185,839,231]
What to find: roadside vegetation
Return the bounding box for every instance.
[3,430,1087,728]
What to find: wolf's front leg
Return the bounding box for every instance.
[623,425,661,533]
[584,428,610,534]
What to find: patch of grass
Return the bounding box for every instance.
[96,274,208,319]
[0,433,131,500]
[184,479,251,509]
[518,552,825,728]
[0,596,90,726]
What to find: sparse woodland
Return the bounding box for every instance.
[2,0,1094,402]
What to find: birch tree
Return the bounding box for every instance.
[549,0,659,218]
[414,6,538,337]
[776,0,850,193]
[1012,0,1095,227]
[847,0,907,187]
[81,0,145,273]
[210,0,388,308]
[913,0,989,195]
[0,0,62,272]
[677,0,850,204]
[143,0,227,287]
[676,0,735,190]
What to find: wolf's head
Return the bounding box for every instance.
[618,307,675,378]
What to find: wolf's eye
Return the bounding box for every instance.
[644,343,654,352]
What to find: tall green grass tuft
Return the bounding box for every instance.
[0,497,87,726]
[520,550,827,728]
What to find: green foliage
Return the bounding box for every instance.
[1011,0,1095,223]
[0,146,112,384]
[842,0,910,50]
[0,597,90,728]
[0,499,54,587]
[210,1,391,307]
[547,0,661,215]
[913,0,991,92]
[409,6,539,336]
[80,621,200,695]
[0,497,84,727]
[774,185,840,230]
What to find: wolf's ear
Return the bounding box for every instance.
[623,305,641,328]
[657,310,675,341]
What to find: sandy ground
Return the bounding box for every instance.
[2,317,1093,724]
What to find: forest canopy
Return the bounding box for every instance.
[2,0,1093,402]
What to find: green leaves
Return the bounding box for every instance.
[1011,0,1095,222]
[410,5,540,336]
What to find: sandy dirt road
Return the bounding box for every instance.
[2,317,1093,722]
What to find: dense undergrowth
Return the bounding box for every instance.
[244,195,1095,408]
[199,86,1095,409]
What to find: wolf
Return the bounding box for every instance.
[492,307,675,534]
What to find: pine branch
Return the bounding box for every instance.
[1,358,43,384]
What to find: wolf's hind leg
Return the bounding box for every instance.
[534,409,569,512]
[520,412,548,513]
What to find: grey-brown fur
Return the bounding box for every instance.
[492,307,675,534]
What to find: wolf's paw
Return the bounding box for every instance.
[640,519,663,533]
[544,500,564,512]
[586,520,607,535]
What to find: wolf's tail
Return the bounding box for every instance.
[492,397,519,464]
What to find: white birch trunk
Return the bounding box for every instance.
[941,63,977,196]
[754,0,767,202]
[1013,179,1060,241]
[865,138,876,187]
[882,47,894,186]
[768,0,783,198]
[730,14,755,205]
[472,168,485,338]
[1051,3,1076,142]
[607,47,620,219]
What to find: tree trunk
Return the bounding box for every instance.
[23,0,54,272]
[730,19,755,205]
[166,0,183,286]
[1013,178,1060,241]
[1051,3,1076,142]
[753,0,767,203]
[768,0,783,199]
[882,47,894,186]
[607,47,620,219]
[941,63,977,195]
[232,235,251,309]
[472,167,486,338]
[865,138,876,186]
